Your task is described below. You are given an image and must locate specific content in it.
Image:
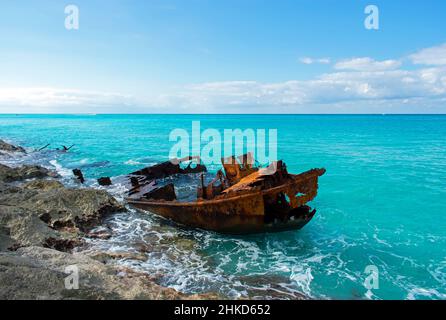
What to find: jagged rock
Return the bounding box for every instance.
[0,246,208,300]
[0,183,125,232]
[86,250,147,263]
[44,237,85,252]
[32,188,125,231]
[0,226,14,251]
[0,204,77,251]
[0,164,58,183]
[104,251,148,262]
[8,214,58,247]
[97,177,112,186]
[0,156,221,299]
[72,169,85,184]
[0,177,124,251]
[87,226,113,240]
[0,140,26,153]
[23,179,64,191]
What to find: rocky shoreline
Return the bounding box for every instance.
[0,140,218,300]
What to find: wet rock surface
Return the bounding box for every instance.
[0,142,219,300]
[0,181,124,234]
[0,164,58,182]
[0,139,26,153]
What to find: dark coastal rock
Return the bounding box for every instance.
[87,226,113,240]
[0,152,220,299]
[0,203,78,251]
[0,182,125,233]
[72,169,85,184]
[86,250,148,263]
[0,246,198,300]
[44,237,85,252]
[31,188,125,231]
[7,213,58,247]
[0,226,14,251]
[0,140,26,153]
[98,177,112,186]
[0,164,58,183]
[0,172,124,251]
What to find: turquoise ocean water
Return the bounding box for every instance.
[1,114,445,300]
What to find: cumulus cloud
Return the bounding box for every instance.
[334,57,402,71]
[157,65,446,112]
[299,57,331,65]
[409,43,446,66]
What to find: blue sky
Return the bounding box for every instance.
[0,0,445,113]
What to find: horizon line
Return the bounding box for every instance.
[1,113,446,116]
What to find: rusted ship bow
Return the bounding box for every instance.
[126,154,325,234]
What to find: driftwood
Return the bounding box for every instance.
[37,144,50,152]
[62,145,75,152]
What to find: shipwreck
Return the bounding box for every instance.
[125,154,325,234]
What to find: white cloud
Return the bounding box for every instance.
[334,57,402,71]
[299,57,331,65]
[156,66,446,112]
[3,43,446,113]
[0,87,136,112]
[409,43,446,66]
[3,66,446,113]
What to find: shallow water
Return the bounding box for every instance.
[1,114,446,300]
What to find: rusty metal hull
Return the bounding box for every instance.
[126,153,325,234]
[127,174,321,234]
